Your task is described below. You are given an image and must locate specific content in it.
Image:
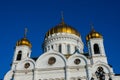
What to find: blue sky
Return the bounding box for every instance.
[0,0,120,79]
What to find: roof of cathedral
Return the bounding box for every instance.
[45,21,80,38]
[86,26,102,41]
[31,53,90,61]
[16,28,32,48]
[16,37,32,48]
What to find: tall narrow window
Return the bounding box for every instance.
[27,53,29,57]
[94,44,100,54]
[44,47,47,52]
[51,45,53,49]
[16,51,22,60]
[59,44,62,53]
[67,44,70,54]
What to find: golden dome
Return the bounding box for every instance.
[45,22,80,37]
[86,28,102,41]
[16,37,32,48]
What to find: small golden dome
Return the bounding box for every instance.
[45,22,80,37]
[86,28,102,41]
[16,37,32,48]
[16,28,32,48]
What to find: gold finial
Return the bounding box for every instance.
[90,23,95,32]
[61,11,64,23]
[24,28,28,38]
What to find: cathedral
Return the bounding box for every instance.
[4,18,120,80]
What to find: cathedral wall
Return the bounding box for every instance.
[91,56,108,64]
[14,71,33,80]
[67,67,88,79]
[35,69,65,80]
[112,76,120,80]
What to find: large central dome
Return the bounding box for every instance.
[45,22,80,38]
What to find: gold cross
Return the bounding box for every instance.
[24,28,27,38]
[61,11,64,23]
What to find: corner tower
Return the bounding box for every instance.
[86,26,108,64]
[11,28,32,70]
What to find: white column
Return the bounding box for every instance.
[70,44,75,54]
[62,43,67,54]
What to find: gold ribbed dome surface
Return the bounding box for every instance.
[45,22,80,37]
[86,28,102,41]
[16,37,32,48]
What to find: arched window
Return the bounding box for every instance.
[16,51,22,60]
[51,45,53,49]
[67,44,70,54]
[94,44,100,54]
[59,44,62,53]
[27,53,29,57]
[44,47,47,52]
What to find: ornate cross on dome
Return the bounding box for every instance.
[90,23,95,32]
[24,28,28,38]
[61,11,64,23]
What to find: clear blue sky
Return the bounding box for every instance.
[0,0,120,79]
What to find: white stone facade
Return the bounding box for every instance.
[4,22,120,80]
